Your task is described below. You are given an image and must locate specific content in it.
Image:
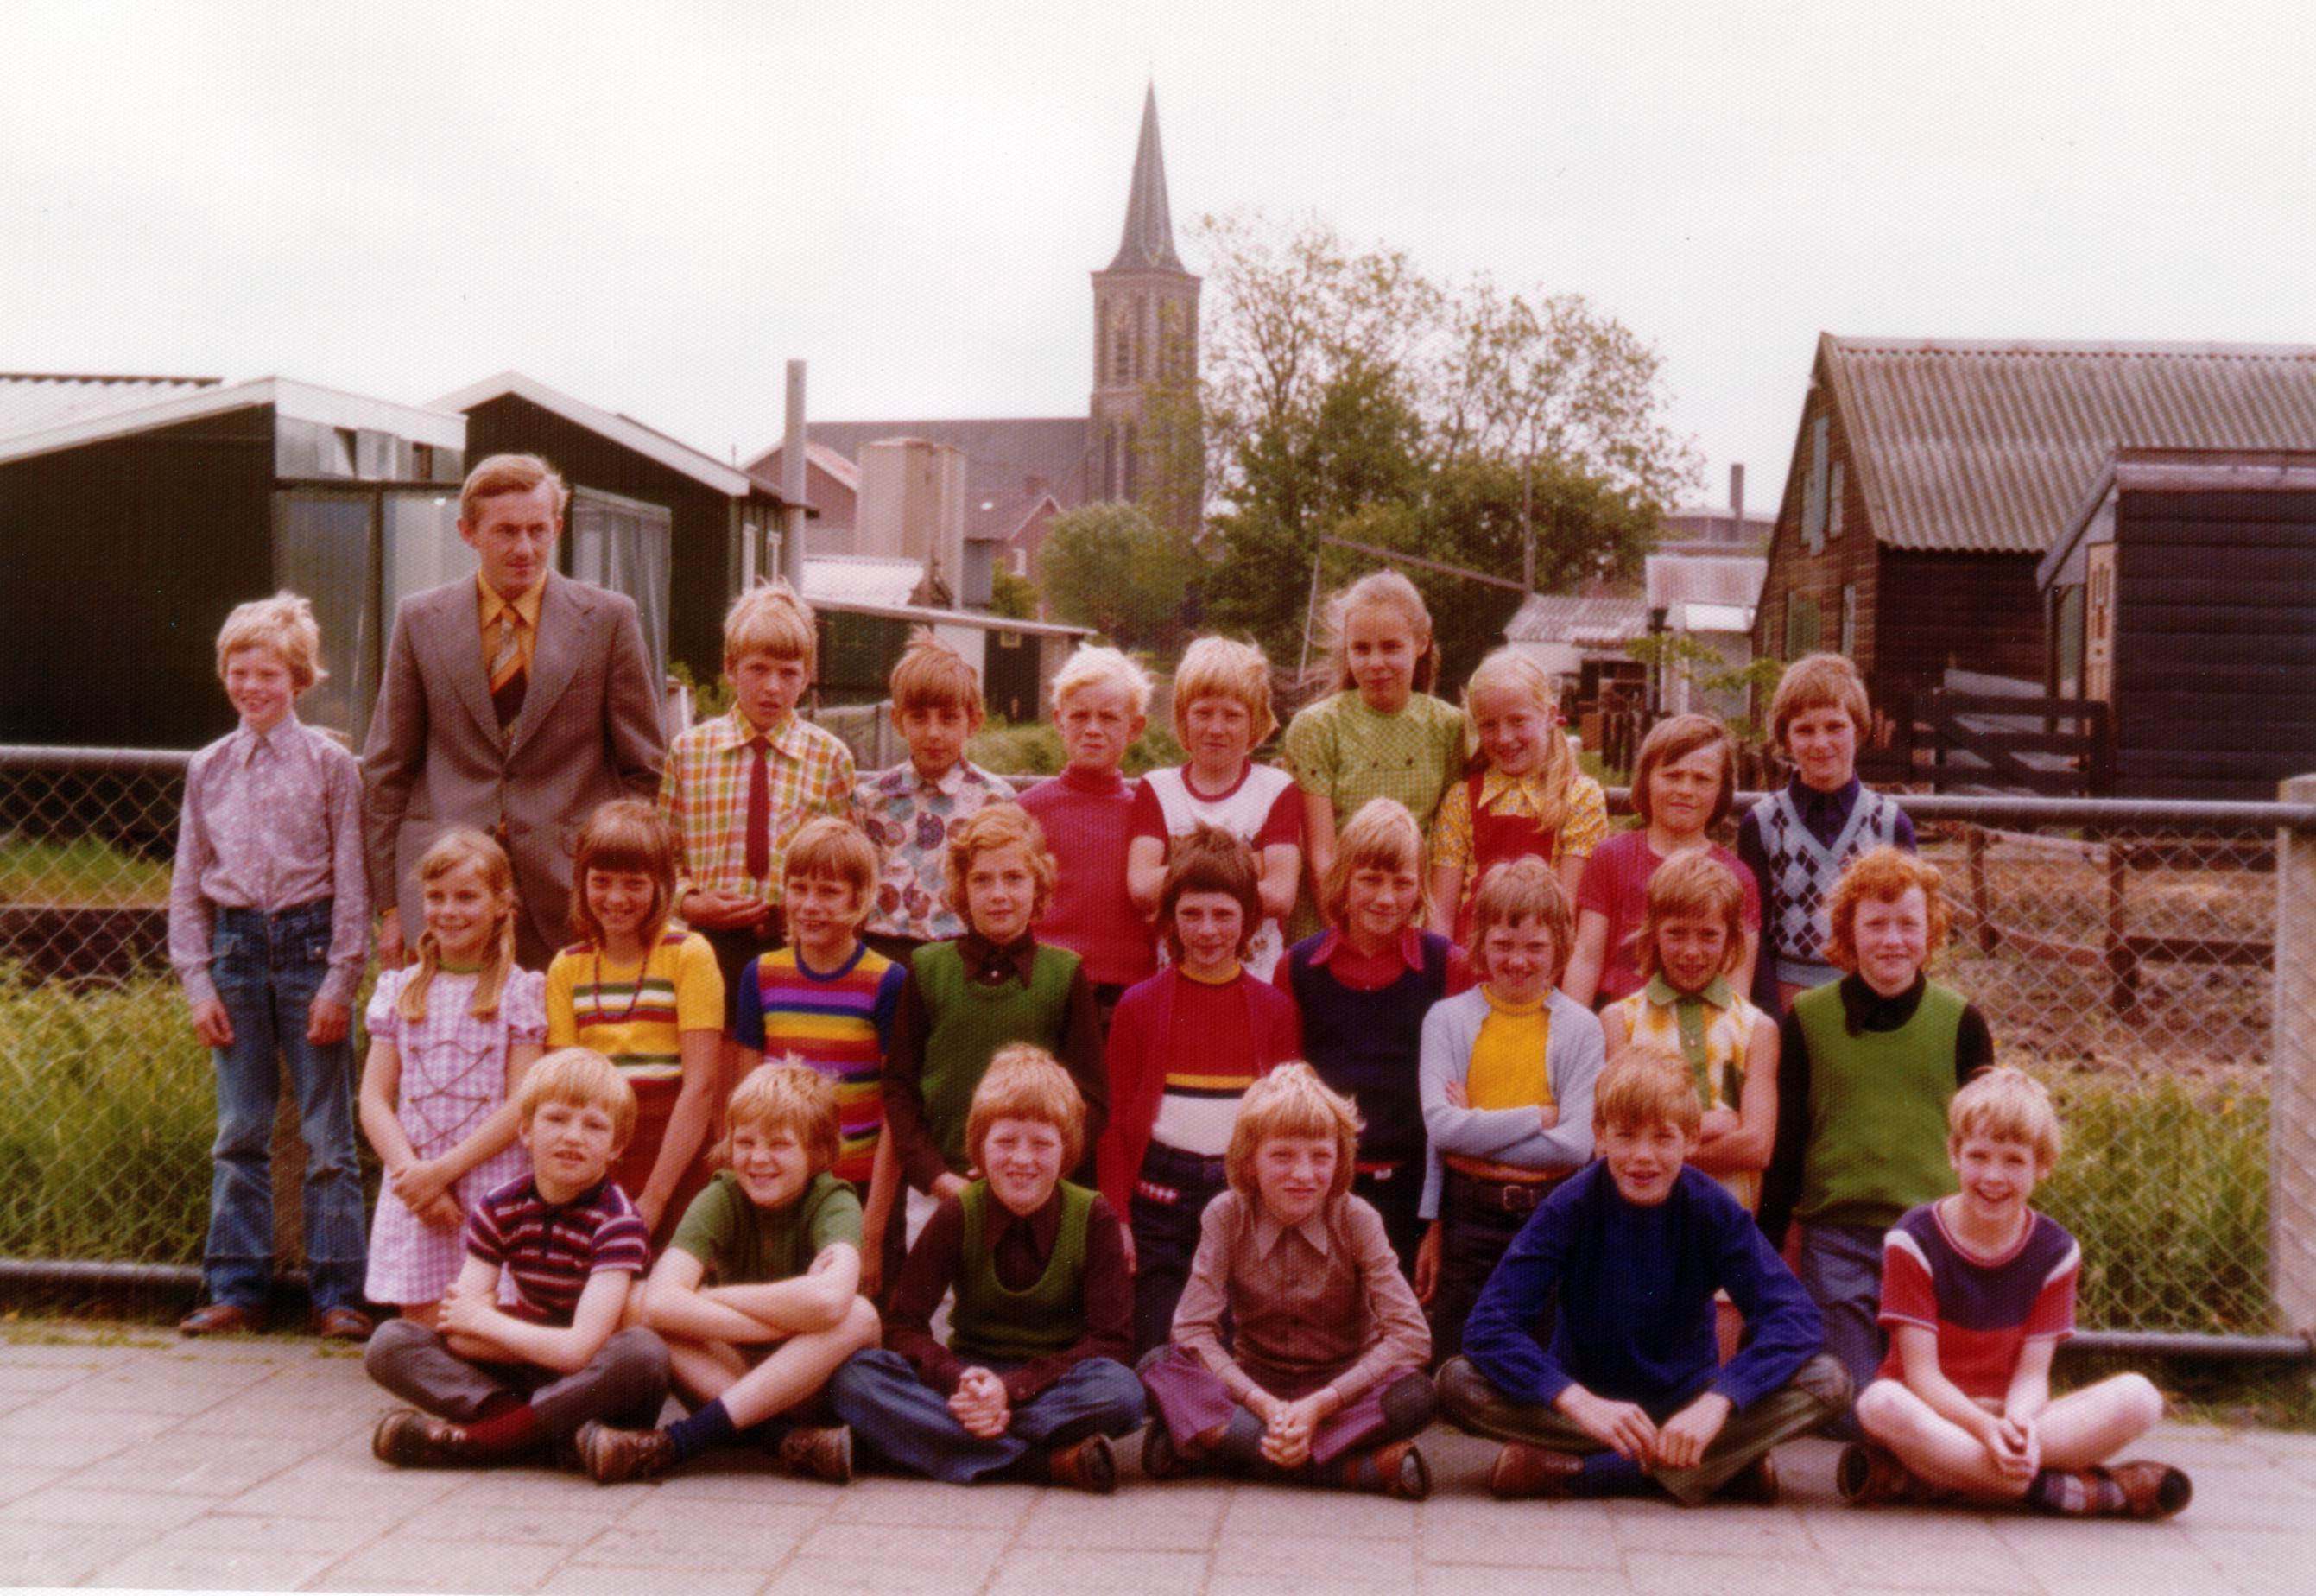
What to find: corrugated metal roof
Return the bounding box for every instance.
[1504,592,1649,647]
[1821,336,2316,554]
[0,373,220,439]
[804,554,928,609]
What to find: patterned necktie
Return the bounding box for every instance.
[744,734,772,880]
[489,607,528,727]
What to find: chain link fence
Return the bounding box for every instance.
[2,744,2312,1340]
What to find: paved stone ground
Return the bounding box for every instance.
[0,1324,2309,1594]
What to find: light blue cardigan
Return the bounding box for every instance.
[1417,986,1604,1220]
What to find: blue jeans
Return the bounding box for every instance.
[1798,1221,1885,1439]
[828,1348,1145,1483]
[205,901,367,1312]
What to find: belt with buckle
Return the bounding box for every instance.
[1446,1168,1566,1215]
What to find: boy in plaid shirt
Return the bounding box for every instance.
[659,580,856,1006]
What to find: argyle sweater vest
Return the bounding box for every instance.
[1753,787,1903,985]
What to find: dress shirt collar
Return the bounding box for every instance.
[1252,1204,1335,1260]
[1788,773,1862,824]
[476,571,545,628]
[984,1182,1065,1253]
[1643,972,1732,1010]
[1307,925,1427,974]
[957,928,1041,985]
[231,708,304,763]
[712,705,803,759]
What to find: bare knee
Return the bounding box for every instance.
[2110,1371,2164,1432]
[1854,1379,1911,1441]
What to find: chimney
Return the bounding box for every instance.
[1730,463,1745,532]
[857,439,966,608]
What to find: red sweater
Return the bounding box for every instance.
[1097,966,1302,1215]
[1021,764,1158,987]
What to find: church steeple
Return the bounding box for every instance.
[1108,82,1184,274]
[1091,84,1200,523]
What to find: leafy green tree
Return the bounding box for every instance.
[1186,210,1696,696]
[1035,503,1195,651]
[987,564,1039,620]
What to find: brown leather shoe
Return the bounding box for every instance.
[1716,1454,1780,1506]
[178,1302,262,1337]
[773,1424,854,1485]
[575,1420,677,1485]
[1837,1441,1928,1506]
[2103,1461,2193,1519]
[308,1307,375,1343]
[1140,1420,1191,1481]
[1490,1441,1584,1500]
[372,1409,475,1469]
[1046,1433,1118,1494]
[1374,1441,1432,1501]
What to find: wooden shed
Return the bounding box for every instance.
[0,375,465,748]
[1756,337,2316,740]
[2038,448,2316,799]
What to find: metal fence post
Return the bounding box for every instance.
[2274,774,2316,1332]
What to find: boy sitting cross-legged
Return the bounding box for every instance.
[366,1048,671,1468]
[576,1061,881,1485]
[1139,1063,1438,1499]
[828,1046,1146,1492]
[1440,1048,1850,1504]
[1844,1067,2190,1518]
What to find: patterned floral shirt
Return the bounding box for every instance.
[851,758,1014,941]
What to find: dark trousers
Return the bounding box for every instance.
[1129,1143,1232,1355]
[697,915,784,1029]
[364,1320,672,1447]
[1429,1170,1566,1365]
[1439,1352,1852,1504]
[1355,1158,1427,1281]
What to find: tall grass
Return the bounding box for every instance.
[2033,1068,2274,1334]
[0,968,214,1263]
[0,836,172,908]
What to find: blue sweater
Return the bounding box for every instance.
[1461,1162,1824,1415]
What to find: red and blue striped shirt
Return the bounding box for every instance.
[465,1174,650,1326]
[1877,1200,2079,1401]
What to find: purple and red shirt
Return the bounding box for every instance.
[465,1174,650,1326]
[1877,1200,2079,1401]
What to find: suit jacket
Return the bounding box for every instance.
[363,571,666,961]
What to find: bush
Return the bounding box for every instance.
[2034,1068,2275,1334]
[966,719,1186,779]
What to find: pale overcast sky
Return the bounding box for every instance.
[6,0,2312,511]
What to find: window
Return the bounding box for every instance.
[1784,591,1821,658]
[1839,583,1857,656]
[2054,584,2085,698]
[1829,460,1845,540]
[1802,414,1830,553]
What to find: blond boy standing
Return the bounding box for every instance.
[170,593,371,1340]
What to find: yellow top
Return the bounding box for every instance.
[1465,989,1553,1112]
[545,931,725,1080]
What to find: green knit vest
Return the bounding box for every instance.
[1794,980,1964,1229]
[952,1180,1092,1365]
[912,940,1080,1173]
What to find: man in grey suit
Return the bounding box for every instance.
[363,453,667,969]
